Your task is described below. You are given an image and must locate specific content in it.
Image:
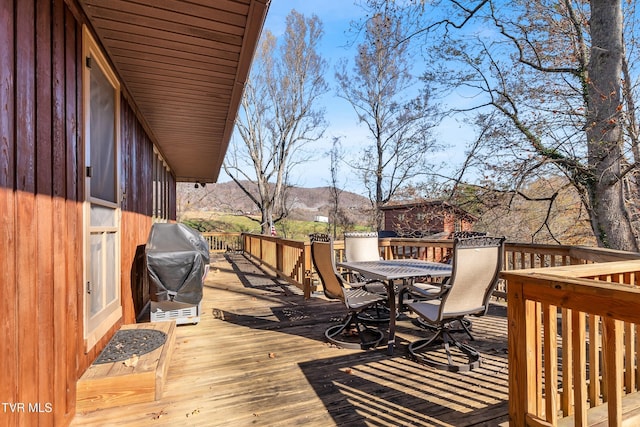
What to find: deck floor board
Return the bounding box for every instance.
[71,253,509,426]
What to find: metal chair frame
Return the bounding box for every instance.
[310,234,386,350]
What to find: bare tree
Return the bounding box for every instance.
[585,0,636,249]
[223,10,328,234]
[377,0,640,250]
[336,7,442,231]
[327,138,344,238]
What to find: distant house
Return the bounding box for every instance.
[380,201,477,237]
[314,215,329,223]
[1,1,268,425]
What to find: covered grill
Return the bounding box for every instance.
[145,223,210,324]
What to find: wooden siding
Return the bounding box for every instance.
[382,203,475,236]
[119,97,178,324]
[1,2,82,426]
[0,1,169,425]
[0,0,17,422]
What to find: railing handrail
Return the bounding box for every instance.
[502,261,640,317]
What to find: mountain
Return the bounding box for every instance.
[177,181,372,223]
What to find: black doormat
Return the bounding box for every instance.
[94,329,167,364]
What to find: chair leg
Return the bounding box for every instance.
[409,327,481,372]
[415,317,473,336]
[458,318,475,341]
[398,288,408,312]
[357,301,392,324]
[325,313,384,350]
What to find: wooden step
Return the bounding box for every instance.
[76,321,176,413]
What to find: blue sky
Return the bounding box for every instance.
[221,0,474,192]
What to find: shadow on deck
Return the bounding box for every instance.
[72,253,509,427]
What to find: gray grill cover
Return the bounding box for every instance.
[146,223,210,304]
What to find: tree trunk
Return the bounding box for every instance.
[261,209,271,235]
[586,0,638,250]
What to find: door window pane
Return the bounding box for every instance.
[105,232,117,304]
[89,60,116,203]
[90,205,115,227]
[90,233,104,317]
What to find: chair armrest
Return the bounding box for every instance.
[407,281,450,300]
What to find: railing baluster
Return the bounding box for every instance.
[543,303,558,425]
[561,307,573,418]
[589,314,601,407]
[572,309,588,426]
[602,317,624,425]
[536,302,544,415]
[625,322,635,393]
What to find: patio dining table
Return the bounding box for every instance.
[336,259,452,355]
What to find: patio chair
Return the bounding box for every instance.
[450,230,487,240]
[343,231,383,285]
[399,231,488,311]
[405,235,505,372]
[310,233,385,350]
[343,231,391,323]
[344,231,382,262]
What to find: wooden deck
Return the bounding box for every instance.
[71,253,509,426]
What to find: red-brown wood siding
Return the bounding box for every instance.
[119,98,158,324]
[36,2,55,425]
[0,1,171,425]
[16,4,39,425]
[0,2,18,426]
[0,2,81,426]
[383,206,444,234]
[383,204,475,236]
[67,5,82,421]
[53,2,75,423]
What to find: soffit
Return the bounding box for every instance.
[79,0,269,182]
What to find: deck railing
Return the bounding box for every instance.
[209,232,640,425]
[201,232,243,253]
[503,261,640,426]
[380,238,640,266]
[242,234,313,299]
[207,233,640,301]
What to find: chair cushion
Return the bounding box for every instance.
[406,300,441,323]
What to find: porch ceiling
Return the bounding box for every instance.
[79,0,269,183]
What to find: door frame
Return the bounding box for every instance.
[81,26,122,351]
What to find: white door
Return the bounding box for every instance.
[83,27,122,349]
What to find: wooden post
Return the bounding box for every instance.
[303,241,312,299]
[542,303,558,425]
[572,310,588,425]
[508,278,530,427]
